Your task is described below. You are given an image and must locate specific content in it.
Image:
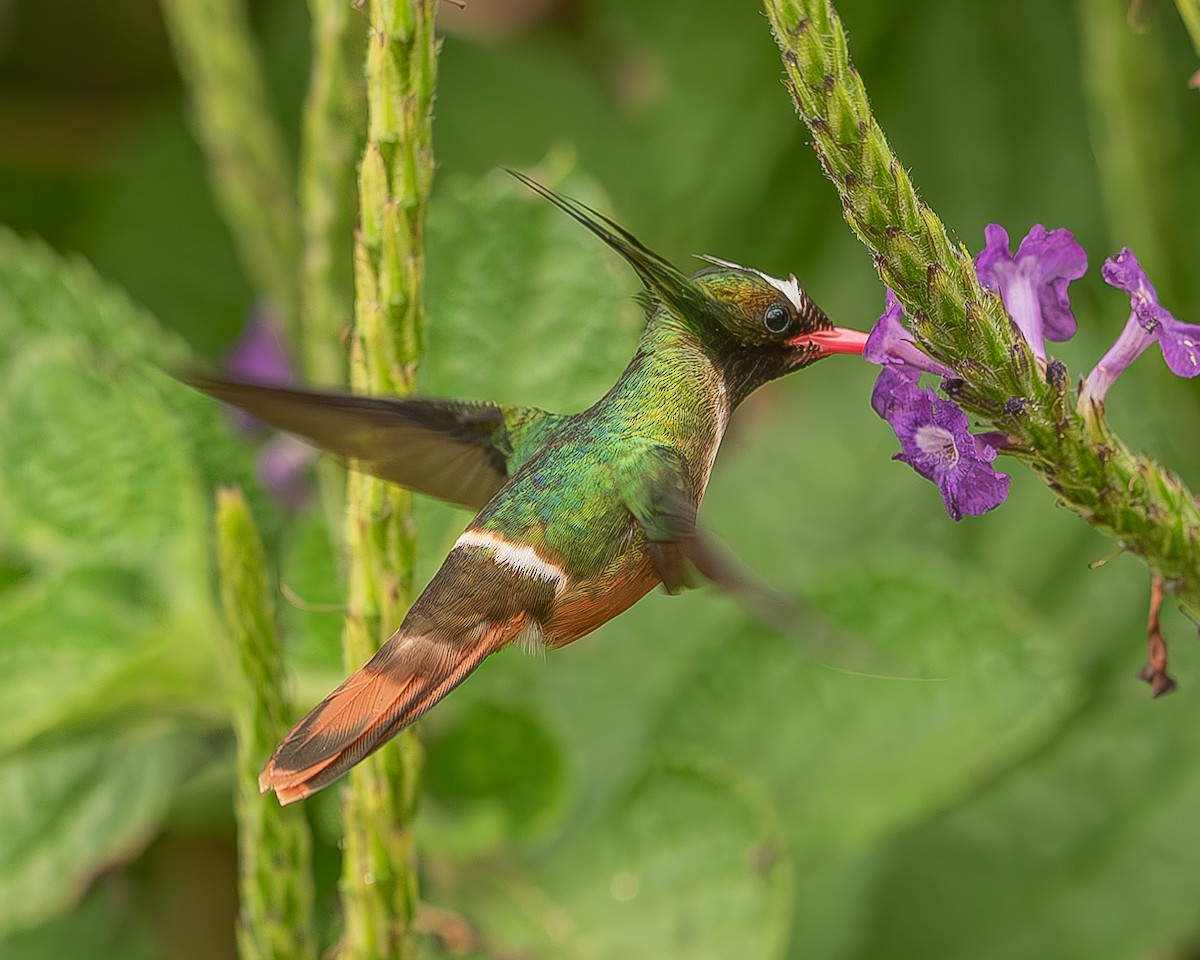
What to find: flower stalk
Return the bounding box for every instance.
[158,0,301,338]
[763,0,1200,620]
[298,0,368,531]
[215,487,317,960]
[338,1,438,957]
[300,0,365,387]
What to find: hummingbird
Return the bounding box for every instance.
[189,172,868,804]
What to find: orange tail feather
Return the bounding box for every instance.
[260,617,523,804]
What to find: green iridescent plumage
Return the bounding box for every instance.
[187,174,868,803]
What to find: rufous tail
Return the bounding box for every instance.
[260,616,524,804]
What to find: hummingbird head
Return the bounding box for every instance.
[687,256,868,403]
[508,170,867,403]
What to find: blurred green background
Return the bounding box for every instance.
[2,0,1200,958]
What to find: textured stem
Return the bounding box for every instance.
[339,2,438,957]
[762,0,1200,618]
[300,0,366,530]
[300,0,365,385]
[215,487,317,960]
[158,0,301,337]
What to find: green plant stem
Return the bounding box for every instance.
[215,487,317,960]
[1079,0,1186,296]
[158,0,302,337]
[300,0,365,386]
[1173,0,1200,65]
[762,0,1200,620]
[339,2,438,958]
[300,0,367,531]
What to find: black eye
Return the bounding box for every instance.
[762,303,790,334]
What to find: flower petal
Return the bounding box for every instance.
[257,434,318,511]
[1014,225,1088,342]
[937,447,1011,521]
[974,223,1087,358]
[871,368,1010,521]
[226,305,294,385]
[870,364,922,419]
[863,289,954,379]
[1100,247,1150,299]
[1157,313,1200,377]
[224,306,296,435]
[1101,248,1200,379]
[973,224,1014,291]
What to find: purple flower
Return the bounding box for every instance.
[871,368,1010,521]
[224,306,295,435]
[864,288,1010,520]
[257,433,318,512]
[974,224,1087,361]
[1080,248,1200,407]
[226,305,295,384]
[225,305,316,509]
[864,289,954,380]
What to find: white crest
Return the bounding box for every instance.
[696,255,805,312]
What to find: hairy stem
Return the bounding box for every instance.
[339,2,438,957]
[215,487,317,960]
[762,0,1200,619]
[299,0,367,531]
[300,0,365,386]
[158,0,301,336]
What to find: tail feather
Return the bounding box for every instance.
[260,617,523,804]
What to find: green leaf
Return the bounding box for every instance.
[0,566,214,756]
[0,231,253,936]
[422,564,1081,958]
[422,163,639,412]
[421,701,567,856]
[466,760,793,960]
[0,231,180,367]
[649,570,1080,846]
[0,725,204,935]
[0,342,199,569]
[547,761,792,960]
[0,881,157,960]
[0,233,239,744]
[853,666,1200,960]
[276,505,345,687]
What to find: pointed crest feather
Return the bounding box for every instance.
[508,169,711,323]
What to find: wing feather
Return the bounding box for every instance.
[186,375,546,509]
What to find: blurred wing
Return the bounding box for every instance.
[618,445,921,678]
[186,375,543,510]
[616,445,781,600]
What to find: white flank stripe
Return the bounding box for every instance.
[455,530,565,584]
[696,255,805,312]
